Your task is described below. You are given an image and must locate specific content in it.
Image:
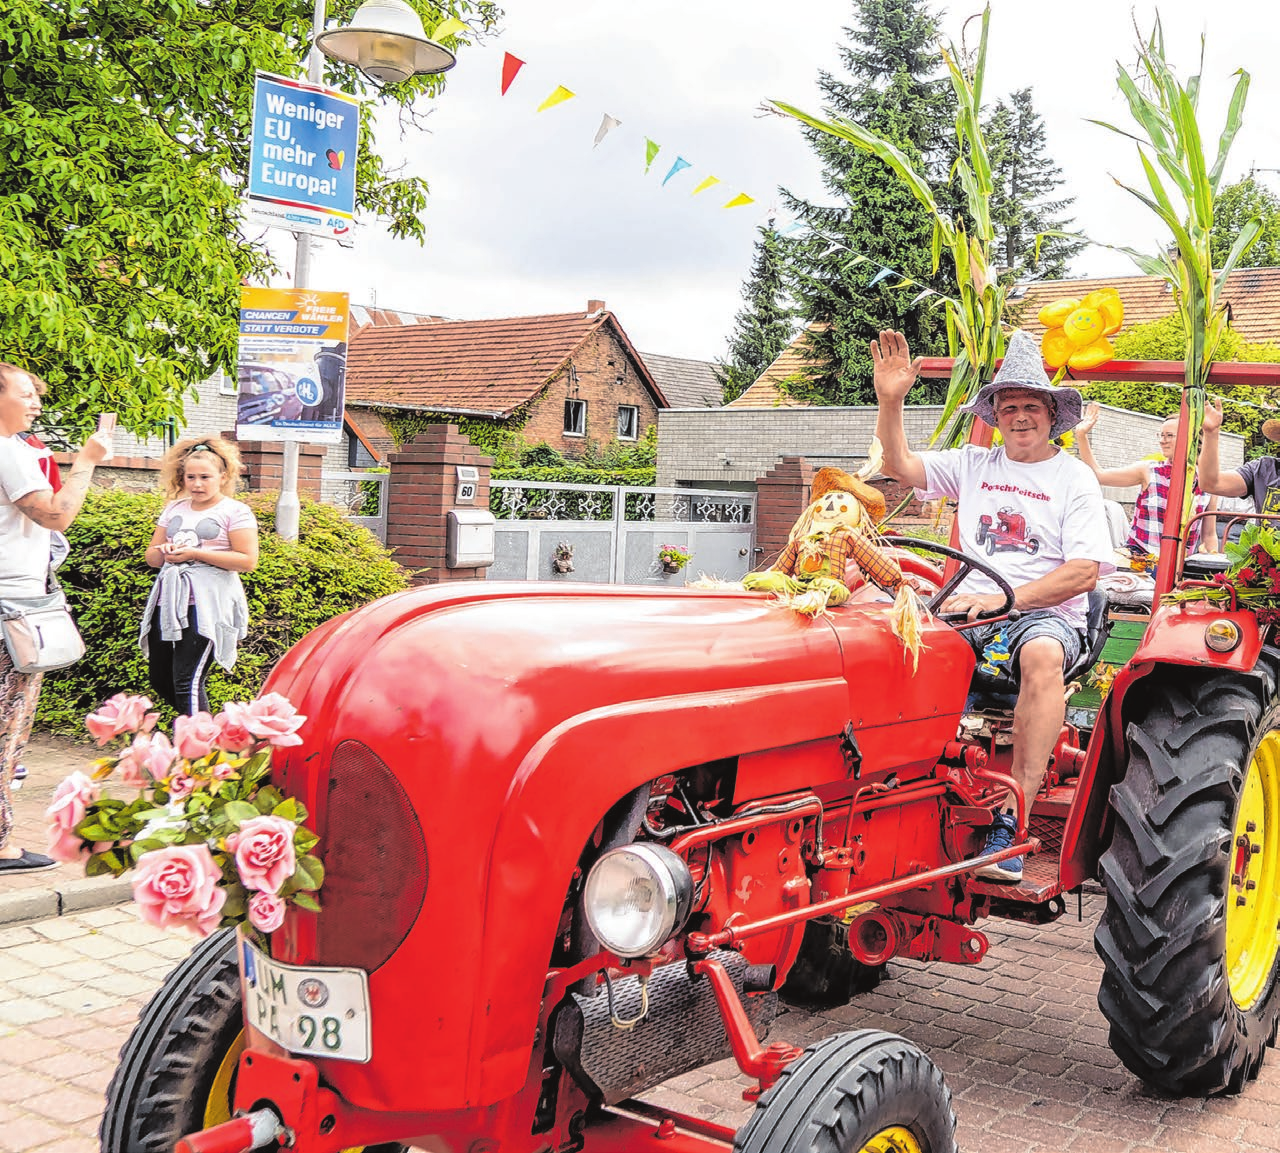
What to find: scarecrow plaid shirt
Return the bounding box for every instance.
[1126,458,1207,558]
[777,528,904,593]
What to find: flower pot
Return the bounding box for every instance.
[661,561,682,575]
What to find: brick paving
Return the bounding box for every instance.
[1,888,1278,1150]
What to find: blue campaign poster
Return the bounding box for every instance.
[244,72,361,242]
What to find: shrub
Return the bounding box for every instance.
[37,490,411,734]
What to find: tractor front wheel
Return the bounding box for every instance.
[1096,664,1280,1094]
[102,930,404,1153]
[734,1030,955,1153]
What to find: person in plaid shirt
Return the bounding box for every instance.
[1074,404,1216,560]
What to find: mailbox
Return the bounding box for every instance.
[446,508,496,568]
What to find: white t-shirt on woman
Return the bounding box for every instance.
[0,434,53,597]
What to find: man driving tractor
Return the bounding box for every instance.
[872,329,1115,881]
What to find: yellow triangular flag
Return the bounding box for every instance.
[692,176,721,196]
[722,193,755,209]
[430,16,467,40]
[536,86,576,113]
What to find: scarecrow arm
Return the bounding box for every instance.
[849,533,903,594]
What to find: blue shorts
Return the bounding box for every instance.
[964,610,1084,684]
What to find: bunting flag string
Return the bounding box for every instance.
[593,114,621,147]
[431,16,468,41]
[536,86,575,113]
[644,138,661,174]
[723,193,755,209]
[500,52,524,96]
[691,175,721,196]
[793,230,966,314]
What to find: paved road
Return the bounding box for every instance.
[1,892,1278,1152]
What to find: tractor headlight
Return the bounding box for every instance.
[583,843,694,959]
[1205,618,1242,653]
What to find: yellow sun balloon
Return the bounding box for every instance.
[1038,291,1123,371]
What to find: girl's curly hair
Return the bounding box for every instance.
[158,436,244,501]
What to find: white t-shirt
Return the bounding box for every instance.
[159,496,256,553]
[917,445,1116,630]
[0,434,53,597]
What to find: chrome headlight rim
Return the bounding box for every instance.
[583,842,694,959]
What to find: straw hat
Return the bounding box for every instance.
[810,466,886,524]
[1262,419,1280,443]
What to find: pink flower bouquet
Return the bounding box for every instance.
[46,693,322,940]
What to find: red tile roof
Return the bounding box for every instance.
[345,310,667,416]
[1010,268,1280,346]
[726,323,824,409]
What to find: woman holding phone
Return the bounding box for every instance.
[140,436,258,716]
[0,362,113,872]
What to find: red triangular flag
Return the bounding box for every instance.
[501,52,525,96]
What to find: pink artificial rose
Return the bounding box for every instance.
[167,770,196,802]
[47,825,89,863]
[247,891,287,933]
[173,712,221,762]
[226,815,297,894]
[85,693,158,746]
[213,709,256,754]
[130,844,227,938]
[117,731,177,789]
[223,693,306,748]
[46,771,100,836]
[210,760,237,781]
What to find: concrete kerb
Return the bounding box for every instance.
[0,875,133,927]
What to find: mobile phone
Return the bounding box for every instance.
[97,412,117,434]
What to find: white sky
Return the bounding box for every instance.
[293,0,1280,362]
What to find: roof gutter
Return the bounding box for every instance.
[347,399,511,419]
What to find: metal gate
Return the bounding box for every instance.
[489,480,756,585]
[321,469,388,542]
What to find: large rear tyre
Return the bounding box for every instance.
[734,1030,956,1153]
[101,930,403,1153]
[1095,663,1280,1094]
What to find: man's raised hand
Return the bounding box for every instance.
[870,330,922,402]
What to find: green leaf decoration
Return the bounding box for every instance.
[292,892,322,913]
[294,856,325,891]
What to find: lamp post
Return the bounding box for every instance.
[274,0,455,542]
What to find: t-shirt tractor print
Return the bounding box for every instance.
[974,507,1041,556]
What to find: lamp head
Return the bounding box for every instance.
[315,0,456,86]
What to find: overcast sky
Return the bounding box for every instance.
[292,0,1280,362]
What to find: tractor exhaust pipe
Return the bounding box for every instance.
[174,1108,286,1153]
[552,949,777,1104]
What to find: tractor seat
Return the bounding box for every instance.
[965,587,1111,714]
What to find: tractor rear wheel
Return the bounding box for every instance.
[1095,663,1280,1094]
[101,930,404,1153]
[734,1030,955,1153]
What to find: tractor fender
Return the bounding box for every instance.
[470,676,849,1105]
[1060,601,1265,888]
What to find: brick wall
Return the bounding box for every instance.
[520,328,661,457]
[385,424,493,585]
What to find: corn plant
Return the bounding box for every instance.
[771,6,1003,448]
[1094,18,1257,545]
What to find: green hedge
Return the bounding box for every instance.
[491,466,657,487]
[37,490,410,734]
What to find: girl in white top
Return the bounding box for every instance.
[140,437,258,716]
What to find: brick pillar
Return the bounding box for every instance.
[222,432,324,498]
[754,456,814,567]
[386,424,493,585]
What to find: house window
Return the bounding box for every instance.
[564,399,586,437]
[617,405,639,440]
[347,433,378,469]
[214,368,237,396]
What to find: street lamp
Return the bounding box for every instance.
[274,0,455,542]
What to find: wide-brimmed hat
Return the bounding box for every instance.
[810,465,886,524]
[959,330,1084,438]
[1262,419,1280,444]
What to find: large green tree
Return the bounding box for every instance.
[780,0,956,406]
[1211,175,1280,269]
[983,87,1084,281]
[716,220,795,404]
[0,0,497,442]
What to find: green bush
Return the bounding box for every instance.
[37,490,411,734]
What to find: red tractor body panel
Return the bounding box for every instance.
[259,580,974,1112]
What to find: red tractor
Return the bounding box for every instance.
[975,507,1041,555]
[102,360,1280,1153]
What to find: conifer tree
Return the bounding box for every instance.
[780,0,956,406]
[716,221,795,404]
[983,88,1084,282]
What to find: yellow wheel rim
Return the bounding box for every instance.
[860,1126,924,1153]
[1226,729,1280,1010]
[203,1030,246,1127]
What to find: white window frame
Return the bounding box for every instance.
[214,367,237,396]
[564,398,586,437]
[616,405,639,441]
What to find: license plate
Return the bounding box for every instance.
[239,938,372,1063]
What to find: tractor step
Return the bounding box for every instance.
[968,850,1064,905]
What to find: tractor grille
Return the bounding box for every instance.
[314,739,427,972]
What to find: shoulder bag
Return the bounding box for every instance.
[0,570,85,674]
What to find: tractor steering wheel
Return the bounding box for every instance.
[878,536,1017,623]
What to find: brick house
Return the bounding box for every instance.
[342,300,668,461]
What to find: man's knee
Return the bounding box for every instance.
[1016,636,1067,687]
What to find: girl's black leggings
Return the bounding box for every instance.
[148,609,216,716]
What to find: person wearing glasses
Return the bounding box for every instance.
[141,436,258,716]
[1074,403,1217,562]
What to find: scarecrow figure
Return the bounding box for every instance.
[741,439,925,668]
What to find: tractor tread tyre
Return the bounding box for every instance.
[100,929,242,1153]
[1095,659,1280,1095]
[733,1029,956,1153]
